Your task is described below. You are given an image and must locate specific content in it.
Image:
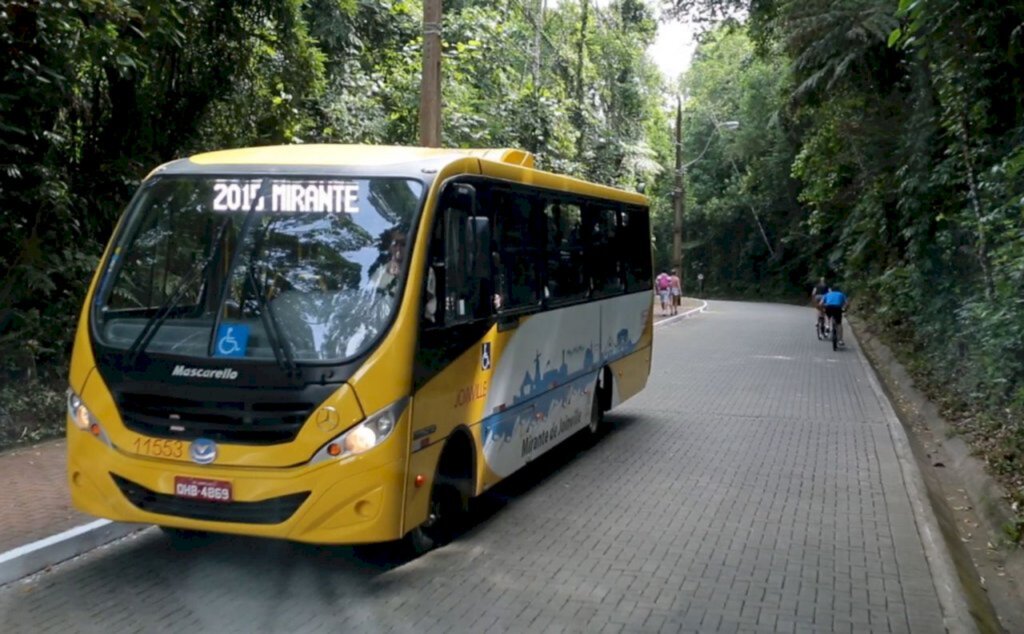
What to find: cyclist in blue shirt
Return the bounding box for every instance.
[821,287,849,346]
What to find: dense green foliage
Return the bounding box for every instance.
[668,0,1024,523]
[0,0,667,443]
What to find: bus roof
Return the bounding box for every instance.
[150,144,648,206]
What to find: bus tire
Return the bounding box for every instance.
[406,481,462,555]
[406,435,473,555]
[585,369,611,439]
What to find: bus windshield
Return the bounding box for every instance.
[94,176,424,364]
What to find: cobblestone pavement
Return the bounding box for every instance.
[0,439,91,553]
[0,301,947,633]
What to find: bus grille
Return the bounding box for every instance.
[111,474,310,525]
[115,391,313,445]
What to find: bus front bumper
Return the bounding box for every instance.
[67,429,407,545]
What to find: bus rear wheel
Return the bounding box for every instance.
[585,371,610,439]
[587,390,604,436]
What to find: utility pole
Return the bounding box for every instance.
[574,0,589,159]
[672,96,685,290]
[419,0,442,147]
[532,0,544,85]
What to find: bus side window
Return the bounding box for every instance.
[542,200,587,303]
[440,184,492,326]
[584,203,625,297]
[622,206,653,291]
[494,189,543,312]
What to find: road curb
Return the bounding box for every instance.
[654,300,708,328]
[0,520,144,587]
[849,325,978,634]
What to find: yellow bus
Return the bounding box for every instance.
[66,145,653,551]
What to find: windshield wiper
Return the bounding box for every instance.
[234,206,296,374]
[245,261,296,374]
[123,216,234,368]
[126,179,271,368]
[205,179,275,357]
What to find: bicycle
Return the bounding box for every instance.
[827,310,846,351]
[815,310,829,340]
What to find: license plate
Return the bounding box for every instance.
[174,476,232,503]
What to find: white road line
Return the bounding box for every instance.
[654,300,708,327]
[0,520,112,565]
[0,519,143,587]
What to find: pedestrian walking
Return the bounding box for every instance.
[669,269,682,316]
[655,270,671,315]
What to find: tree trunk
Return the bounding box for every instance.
[956,111,995,300]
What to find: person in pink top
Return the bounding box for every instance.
[655,270,671,315]
[669,269,682,315]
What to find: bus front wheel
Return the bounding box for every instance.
[406,479,464,555]
[406,436,473,556]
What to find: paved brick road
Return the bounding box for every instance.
[0,301,948,633]
[0,439,91,553]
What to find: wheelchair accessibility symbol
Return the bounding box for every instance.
[215,324,250,358]
[481,342,492,370]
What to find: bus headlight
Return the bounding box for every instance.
[311,398,407,464]
[66,388,110,444]
[67,389,96,431]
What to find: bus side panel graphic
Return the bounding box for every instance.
[482,373,596,478]
[480,292,650,477]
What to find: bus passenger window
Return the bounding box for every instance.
[622,206,653,291]
[585,205,626,296]
[494,191,543,312]
[543,201,587,303]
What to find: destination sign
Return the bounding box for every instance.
[211,179,360,213]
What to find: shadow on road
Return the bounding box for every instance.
[354,412,638,567]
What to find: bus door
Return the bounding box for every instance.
[406,184,495,526]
